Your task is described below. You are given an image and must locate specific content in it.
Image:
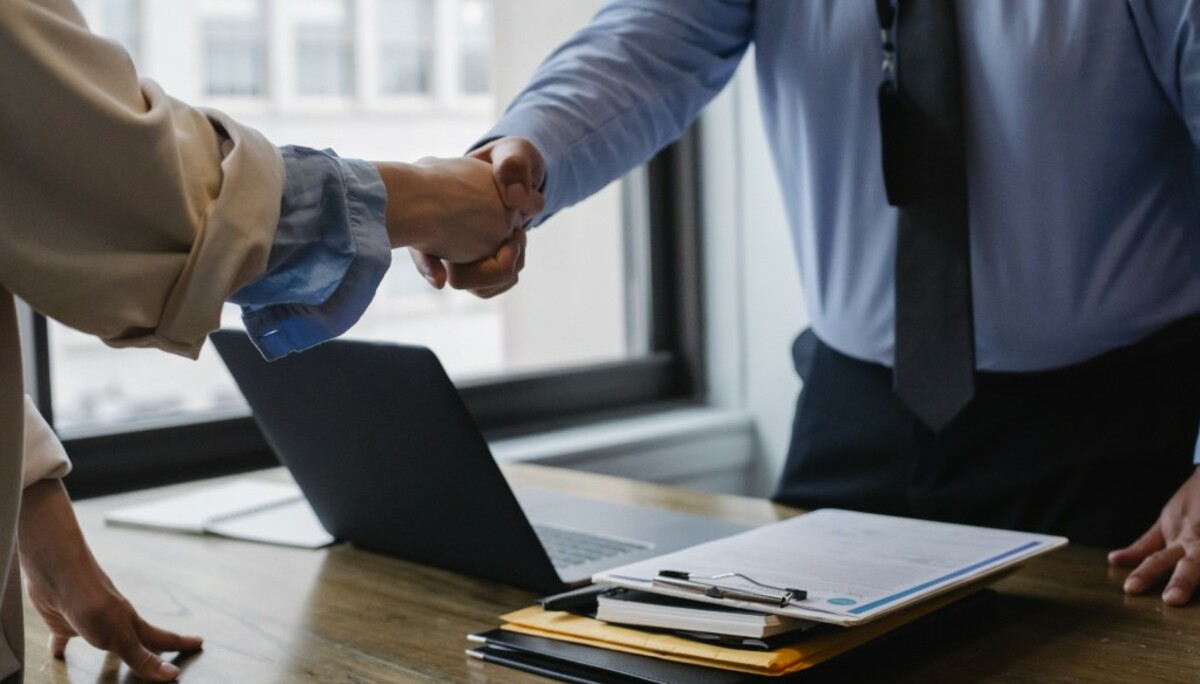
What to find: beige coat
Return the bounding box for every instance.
[0,0,286,677]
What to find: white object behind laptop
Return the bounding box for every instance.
[105,479,334,548]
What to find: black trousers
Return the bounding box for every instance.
[772,317,1200,548]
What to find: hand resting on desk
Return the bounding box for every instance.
[1110,466,1200,607]
[19,479,202,682]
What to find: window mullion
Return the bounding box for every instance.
[16,304,54,426]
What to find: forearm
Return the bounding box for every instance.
[18,479,96,587]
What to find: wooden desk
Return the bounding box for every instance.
[21,465,1200,683]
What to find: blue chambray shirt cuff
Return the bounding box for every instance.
[1192,426,1200,464]
[239,152,391,361]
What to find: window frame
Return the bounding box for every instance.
[43,127,707,499]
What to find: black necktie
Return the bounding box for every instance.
[878,0,975,430]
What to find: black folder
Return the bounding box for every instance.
[468,628,768,684]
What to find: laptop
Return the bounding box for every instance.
[210,330,747,594]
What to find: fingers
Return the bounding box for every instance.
[50,619,197,679]
[137,617,204,653]
[49,632,70,658]
[408,248,447,289]
[471,229,527,299]
[1109,522,1165,567]
[1163,553,1200,606]
[402,146,533,294]
[1115,469,1200,604]
[112,631,181,682]
[474,137,546,212]
[1123,545,1185,596]
[495,149,532,209]
[521,191,545,225]
[109,616,199,681]
[446,232,523,293]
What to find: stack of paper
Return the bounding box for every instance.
[492,584,977,677]
[467,509,1067,682]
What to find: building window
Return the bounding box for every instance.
[457,0,490,95]
[378,0,434,95]
[201,0,266,97]
[293,0,356,97]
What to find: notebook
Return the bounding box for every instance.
[104,479,335,549]
[595,589,813,638]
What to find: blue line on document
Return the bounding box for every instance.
[847,540,1042,615]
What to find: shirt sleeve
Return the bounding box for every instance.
[22,397,70,488]
[0,0,389,363]
[480,0,753,223]
[1127,0,1200,149]
[1126,1,1200,462]
[231,147,391,361]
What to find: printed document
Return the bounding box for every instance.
[594,509,1065,626]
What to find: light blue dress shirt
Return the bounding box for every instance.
[230,146,391,361]
[483,0,1200,375]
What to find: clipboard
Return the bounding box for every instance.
[593,509,1066,626]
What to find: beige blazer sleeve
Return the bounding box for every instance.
[0,0,286,358]
[22,396,71,489]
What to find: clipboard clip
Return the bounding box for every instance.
[653,570,807,608]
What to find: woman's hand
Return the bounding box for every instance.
[19,479,202,681]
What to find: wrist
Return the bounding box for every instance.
[372,161,437,251]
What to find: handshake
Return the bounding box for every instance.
[373,137,545,298]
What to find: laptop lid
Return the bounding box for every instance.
[210,330,565,594]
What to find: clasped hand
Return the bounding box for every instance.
[374,146,542,293]
[406,137,545,298]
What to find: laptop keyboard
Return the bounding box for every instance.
[533,524,652,569]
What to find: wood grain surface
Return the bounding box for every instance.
[20,465,1200,683]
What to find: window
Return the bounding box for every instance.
[457,0,490,95]
[51,0,702,497]
[378,0,433,95]
[292,0,356,97]
[201,0,266,97]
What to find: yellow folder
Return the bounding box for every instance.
[501,583,981,676]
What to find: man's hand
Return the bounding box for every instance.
[373,156,523,268]
[19,479,203,681]
[409,137,545,294]
[1109,467,1200,606]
